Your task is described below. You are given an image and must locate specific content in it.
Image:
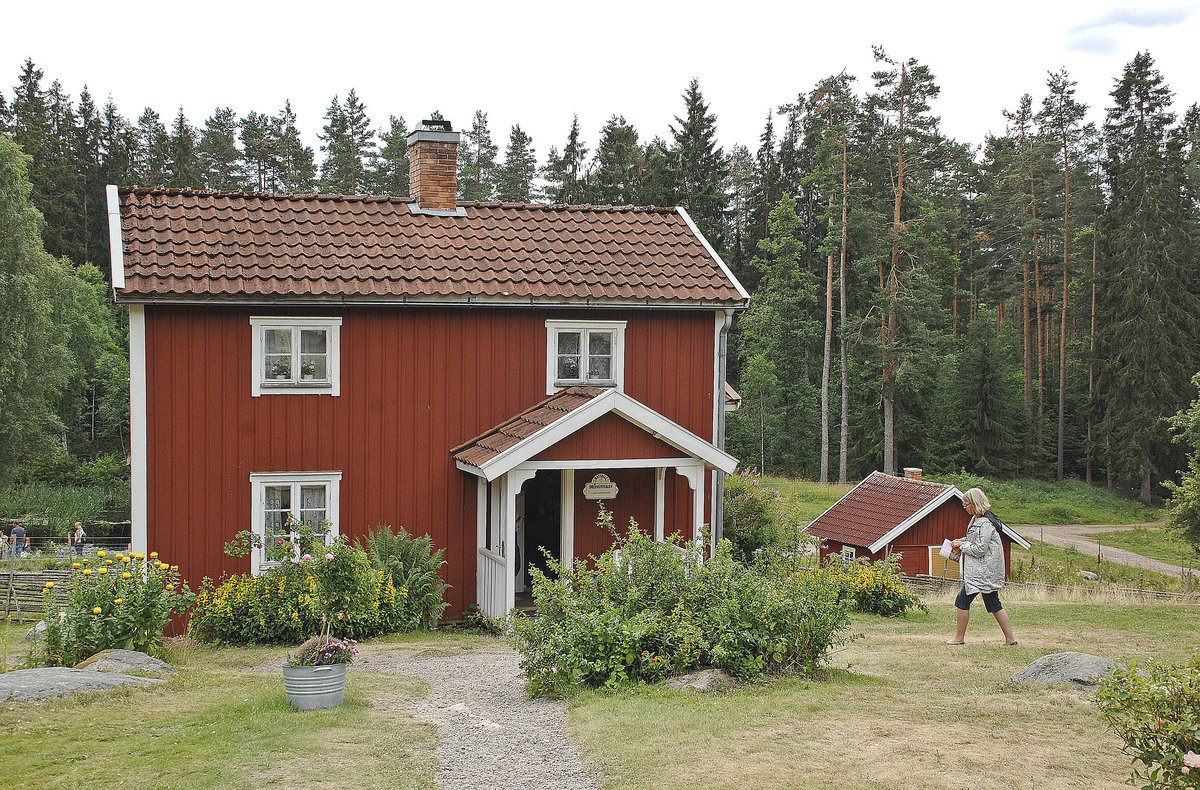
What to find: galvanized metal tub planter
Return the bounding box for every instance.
[282,663,346,709]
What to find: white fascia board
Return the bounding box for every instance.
[129,305,147,555]
[609,393,738,474]
[676,206,750,302]
[106,185,125,289]
[868,484,960,554]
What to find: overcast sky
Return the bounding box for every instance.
[6,1,1199,161]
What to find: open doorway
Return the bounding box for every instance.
[518,469,561,592]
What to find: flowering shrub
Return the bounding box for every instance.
[805,554,927,617]
[41,551,194,666]
[722,468,785,561]
[1096,653,1200,790]
[287,634,359,666]
[510,507,852,695]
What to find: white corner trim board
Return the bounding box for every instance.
[129,305,147,555]
[676,206,750,302]
[106,185,125,289]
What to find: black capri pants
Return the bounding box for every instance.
[955,587,1003,613]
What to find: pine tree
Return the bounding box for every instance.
[669,79,728,246]
[198,107,244,190]
[456,110,498,202]
[1098,51,1200,500]
[273,101,316,192]
[587,115,641,205]
[74,87,105,264]
[134,107,169,186]
[367,115,409,196]
[495,124,537,202]
[542,115,587,204]
[240,111,277,190]
[319,90,375,194]
[166,108,202,189]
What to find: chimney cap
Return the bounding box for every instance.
[417,118,453,132]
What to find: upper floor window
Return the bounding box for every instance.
[545,320,626,394]
[250,317,342,397]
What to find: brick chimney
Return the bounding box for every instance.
[903,467,923,481]
[407,119,460,213]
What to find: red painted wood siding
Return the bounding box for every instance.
[533,413,685,462]
[143,305,719,616]
[818,499,1016,578]
[571,467,693,562]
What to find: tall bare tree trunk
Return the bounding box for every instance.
[883,68,906,478]
[839,131,850,484]
[1057,130,1071,481]
[1087,217,1097,483]
[821,199,834,483]
[1023,251,1031,416]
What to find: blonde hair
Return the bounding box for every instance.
[963,487,991,514]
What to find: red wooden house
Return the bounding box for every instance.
[804,469,1030,579]
[107,119,747,619]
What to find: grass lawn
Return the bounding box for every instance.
[1085,526,1200,569]
[568,591,1200,790]
[1010,541,1194,593]
[765,474,1161,526]
[0,630,500,790]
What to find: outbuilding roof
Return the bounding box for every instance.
[110,187,748,306]
[804,471,1030,552]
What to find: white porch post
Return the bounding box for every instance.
[654,467,666,542]
[676,464,706,554]
[560,469,575,571]
[504,468,538,613]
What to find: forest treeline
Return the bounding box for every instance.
[1,50,1198,501]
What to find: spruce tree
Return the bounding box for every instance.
[588,115,641,205]
[1098,51,1200,500]
[240,111,277,190]
[166,108,202,189]
[134,107,169,186]
[456,110,498,202]
[542,115,587,204]
[75,87,106,263]
[319,90,375,194]
[367,115,409,196]
[273,101,316,192]
[495,124,537,202]
[198,107,244,190]
[669,79,728,246]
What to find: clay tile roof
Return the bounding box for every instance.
[451,386,607,469]
[805,471,955,548]
[114,188,746,305]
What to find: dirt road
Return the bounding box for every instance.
[1012,519,1199,580]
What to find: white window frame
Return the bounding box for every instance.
[841,545,856,560]
[250,317,342,397]
[545,320,626,395]
[249,471,341,575]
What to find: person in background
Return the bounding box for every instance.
[10,521,28,558]
[947,487,1018,647]
[73,521,86,556]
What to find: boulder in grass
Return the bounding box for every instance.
[0,667,165,702]
[663,668,740,692]
[75,649,177,676]
[1011,651,1117,691]
[24,620,46,643]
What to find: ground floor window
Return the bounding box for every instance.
[249,471,341,574]
[841,545,856,560]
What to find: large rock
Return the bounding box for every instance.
[74,649,177,676]
[0,667,165,702]
[24,620,46,643]
[663,668,740,692]
[1011,651,1117,690]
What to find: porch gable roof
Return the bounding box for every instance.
[451,386,738,481]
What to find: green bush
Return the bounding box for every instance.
[41,550,194,666]
[509,507,852,695]
[723,469,786,561]
[356,524,449,629]
[0,481,130,536]
[1096,653,1200,789]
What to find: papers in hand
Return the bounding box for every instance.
[938,539,954,559]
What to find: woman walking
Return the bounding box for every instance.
[947,487,1017,646]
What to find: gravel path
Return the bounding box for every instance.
[1013,520,1200,579]
[355,642,600,790]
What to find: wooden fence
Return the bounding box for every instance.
[2,570,72,622]
[904,573,1200,604]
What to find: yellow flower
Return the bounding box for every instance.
[159,562,168,570]
[93,606,102,614]
[105,559,113,565]
[171,565,178,571]
[72,562,81,569]
[98,567,108,575]
[150,551,158,558]
[122,557,131,564]
[44,581,54,589]
[122,572,131,579]
[166,583,175,590]
[116,553,124,559]
[83,569,92,576]
[114,598,123,605]
[97,550,105,558]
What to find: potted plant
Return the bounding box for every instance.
[281,534,375,710]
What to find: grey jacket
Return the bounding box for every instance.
[960,512,1006,594]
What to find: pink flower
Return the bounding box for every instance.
[301,554,312,561]
[325,553,334,560]
[337,611,345,620]
[1185,751,1200,769]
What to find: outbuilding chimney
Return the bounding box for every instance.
[903,467,923,481]
[407,119,460,213]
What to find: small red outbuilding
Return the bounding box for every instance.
[804,470,1031,580]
